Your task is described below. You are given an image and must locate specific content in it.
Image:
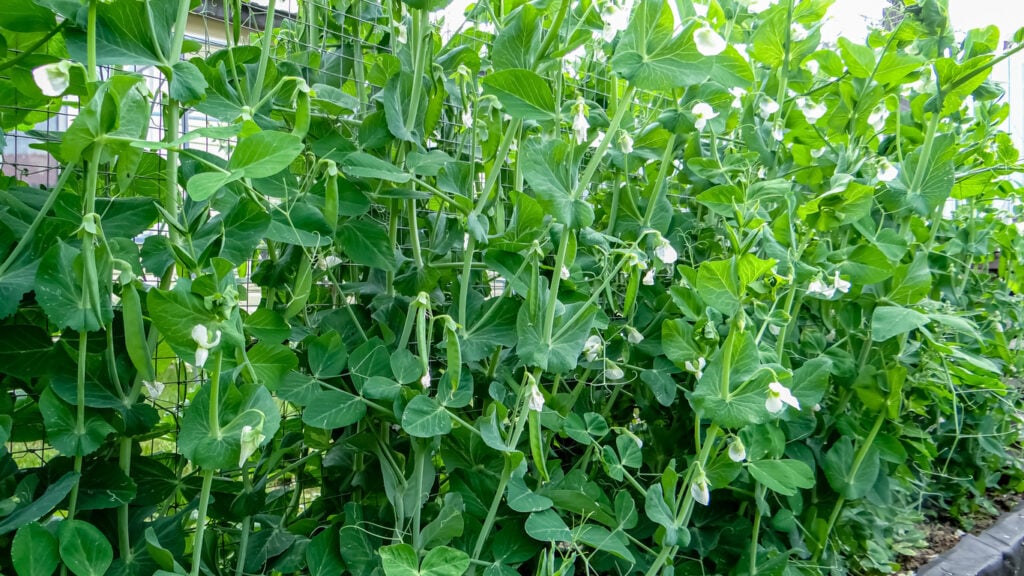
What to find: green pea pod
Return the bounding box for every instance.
[284,255,312,319]
[528,410,549,482]
[444,319,461,390]
[293,89,311,140]
[416,300,429,378]
[121,283,155,383]
[324,164,338,231]
[623,267,640,317]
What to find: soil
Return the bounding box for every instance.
[898,492,1024,573]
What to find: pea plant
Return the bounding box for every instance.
[2,0,1024,574]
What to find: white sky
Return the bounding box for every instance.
[436,0,1024,45]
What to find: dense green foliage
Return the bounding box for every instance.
[2,0,1024,574]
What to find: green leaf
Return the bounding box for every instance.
[169,61,208,103]
[491,5,541,71]
[420,546,470,576]
[507,475,553,513]
[57,520,113,576]
[887,254,931,305]
[871,306,929,342]
[0,473,79,535]
[573,524,635,563]
[611,0,709,90]
[401,394,452,438]
[644,484,676,544]
[481,69,557,121]
[178,383,280,469]
[0,0,57,32]
[36,241,112,332]
[306,529,345,576]
[689,332,769,428]
[302,389,366,430]
[0,325,53,380]
[838,37,876,78]
[308,331,348,378]
[379,543,418,576]
[746,459,815,496]
[247,341,298,386]
[65,0,174,66]
[525,510,572,542]
[39,388,114,457]
[266,203,334,247]
[839,245,893,285]
[640,369,676,407]
[697,258,741,316]
[186,171,242,202]
[520,137,591,229]
[380,73,423,142]
[229,132,304,178]
[823,437,880,500]
[516,301,597,373]
[12,523,59,576]
[215,197,271,264]
[788,357,831,409]
[337,219,397,272]
[341,152,411,183]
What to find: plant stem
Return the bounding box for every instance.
[87,0,98,84]
[190,469,216,576]
[252,0,277,105]
[0,160,78,277]
[542,230,572,344]
[235,465,252,576]
[412,439,426,550]
[812,407,887,562]
[190,350,223,576]
[749,482,764,575]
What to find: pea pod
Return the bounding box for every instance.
[528,409,549,482]
[444,318,461,390]
[324,163,339,231]
[622,266,640,318]
[121,283,155,383]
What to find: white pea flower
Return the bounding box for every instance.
[684,357,706,380]
[729,87,747,109]
[317,255,343,270]
[33,61,72,97]
[617,130,634,154]
[728,437,747,462]
[461,107,473,128]
[740,0,774,13]
[583,335,603,362]
[572,97,590,144]
[605,361,625,381]
[420,371,431,389]
[868,106,888,131]
[690,465,711,506]
[806,59,820,75]
[766,381,800,414]
[395,23,408,44]
[691,102,718,131]
[143,380,165,400]
[527,382,545,412]
[602,3,631,41]
[876,158,899,182]
[810,147,827,158]
[694,27,727,56]
[790,24,809,42]
[642,269,656,285]
[797,97,827,123]
[758,97,779,118]
[624,326,644,344]
[832,271,851,294]
[560,266,570,280]
[191,324,222,368]
[239,424,266,468]
[654,236,678,264]
[806,276,836,299]
[771,121,786,142]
